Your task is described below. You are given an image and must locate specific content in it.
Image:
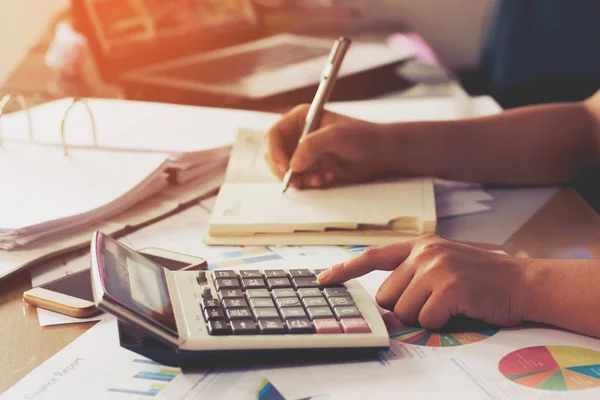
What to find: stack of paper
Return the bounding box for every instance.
[206,129,437,245]
[0,141,170,250]
[0,97,282,252]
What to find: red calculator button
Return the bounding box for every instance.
[340,318,371,333]
[313,318,342,334]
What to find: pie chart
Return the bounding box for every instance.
[499,345,600,391]
[383,312,498,347]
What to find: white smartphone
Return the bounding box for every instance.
[23,248,207,318]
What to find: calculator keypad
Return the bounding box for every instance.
[200,269,371,335]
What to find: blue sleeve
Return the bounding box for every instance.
[481,0,600,94]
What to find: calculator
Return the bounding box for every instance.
[90,231,389,367]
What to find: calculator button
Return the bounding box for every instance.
[208,320,230,335]
[242,278,266,290]
[220,289,244,299]
[286,318,314,334]
[246,288,271,298]
[289,269,313,278]
[253,308,280,320]
[222,298,248,309]
[238,270,262,278]
[307,307,335,320]
[213,270,237,279]
[201,287,213,299]
[249,298,276,309]
[340,318,371,333]
[202,299,220,308]
[302,297,327,308]
[226,308,253,320]
[231,320,258,335]
[323,287,349,298]
[264,270,287,278]
[272,288,297,298]
[280,307,307,320]
[328,296,355,307]
[215,278,240,290]
[313,319,343,334]
[204,308,225,321]
[297,288,322,298]
[276,297,301,308]
[292,277,319,289]
[259,319,287,334]
[266,277,292,290]
[334,306,362,320]
[313,269,328,275]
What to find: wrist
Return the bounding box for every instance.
[522,258,552,324]
[376,121,444,177]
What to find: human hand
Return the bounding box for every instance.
[265,105,394,189]
[317,235,529,330]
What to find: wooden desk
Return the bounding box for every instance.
[1,187,600,394]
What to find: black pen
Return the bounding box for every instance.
[281,37,351,193]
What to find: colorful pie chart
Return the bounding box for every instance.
[383,312,498,347]
[499,346,600,391]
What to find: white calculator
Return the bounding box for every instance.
[90,231,389,367]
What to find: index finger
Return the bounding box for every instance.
[317,241,416,284]
[266,105,309,175]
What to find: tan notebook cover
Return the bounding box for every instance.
[205,129,436,245]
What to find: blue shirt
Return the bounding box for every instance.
[481,1,600,107]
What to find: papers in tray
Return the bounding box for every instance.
[205,129,437,245]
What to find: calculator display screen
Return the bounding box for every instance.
[96,234,178,336]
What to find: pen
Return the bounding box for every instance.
[281,36,351,193]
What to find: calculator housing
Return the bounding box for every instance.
[90,231,389,367]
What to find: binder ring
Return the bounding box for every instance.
[0,92,34,148]
[60,97,98,156]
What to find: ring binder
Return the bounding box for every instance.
[0,93,34,148]
[60,97,98,156]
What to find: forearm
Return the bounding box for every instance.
[524,258,600,338]
[382,101,599,185]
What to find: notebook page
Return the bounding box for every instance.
[2,98,280,154]
[223,128,280,184]
[0,142,169,232]
[209,178,435,234]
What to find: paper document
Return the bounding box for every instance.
[155,371,287,400]
[36,308,110,327]
[206,129,436,246]
[437,187,559,245]
[435,187,493,218]
[1,169,224,281]
[0,318,181,400]
[326,95,502,124]
[0,142,169,249]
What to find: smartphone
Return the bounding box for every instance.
[23,248,207,318]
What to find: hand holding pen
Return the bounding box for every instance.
[281,37,351,193]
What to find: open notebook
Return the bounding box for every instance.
[205,129,437,245]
